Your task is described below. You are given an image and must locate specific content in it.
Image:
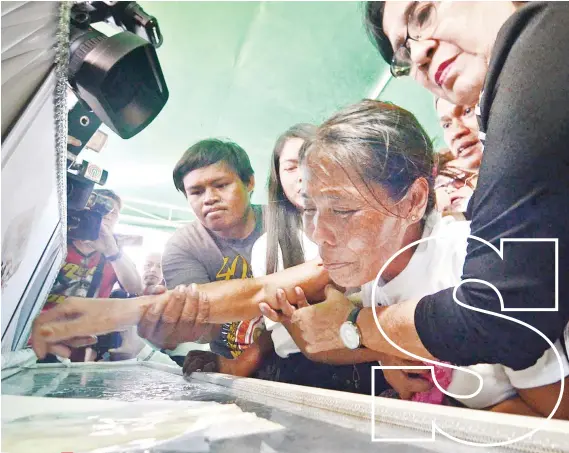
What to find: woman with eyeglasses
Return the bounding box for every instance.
[434,149,478,216]
[286,1,569,416]
[291,1,569,411]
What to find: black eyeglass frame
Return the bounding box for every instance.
[390,2,438,78]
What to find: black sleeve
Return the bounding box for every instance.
[415,2,569,370]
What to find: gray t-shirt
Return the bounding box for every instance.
[162,205,265,359]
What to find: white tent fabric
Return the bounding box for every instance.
[1,1,59,139]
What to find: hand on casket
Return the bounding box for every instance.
[30,292,167,359]
[182,350,220,376]
[31,285,214,358]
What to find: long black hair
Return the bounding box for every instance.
[364,1,393,64]
[265,124,316,274]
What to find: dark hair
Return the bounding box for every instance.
[265,124,316,274]
[434,149,478,186]
[364,1,394,64]
[172,139,254,195]
[434,148,455,171]
[93,189,122,210]
[302,99,435,220]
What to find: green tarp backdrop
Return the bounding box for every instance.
[97,2,443,227]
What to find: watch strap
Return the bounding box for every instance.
[347,306,363,324]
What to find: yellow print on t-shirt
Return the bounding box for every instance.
[46,294,66,305]
[62,262,96,280]
[215,255,251,281]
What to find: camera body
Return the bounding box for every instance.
[68,190,115,241]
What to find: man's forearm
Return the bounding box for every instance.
[357,302,436,361]
[112,254,143,295]
[194,259,330,323]
[41,260,329,341]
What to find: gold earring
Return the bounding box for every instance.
[411,215,418,221]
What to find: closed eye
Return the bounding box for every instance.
[333,209,358,217]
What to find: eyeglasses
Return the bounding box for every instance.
[390,2,438,78]
[434,171,478,192]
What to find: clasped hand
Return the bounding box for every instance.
[31,284,211,359]
[260,284,354,353]
[259,285,433,399]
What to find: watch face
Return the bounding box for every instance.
[340,322,360,350]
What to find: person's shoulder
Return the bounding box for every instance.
[167,220,204,243]
[485,2,567,103]
[164,220,209,256]
[491,2,562,61]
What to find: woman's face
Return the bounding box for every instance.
[382,1,500,106]
[279,138,305,209]
[301,151,422,287]
[435,174,475,214]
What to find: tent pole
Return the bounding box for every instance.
[368,71,392,100]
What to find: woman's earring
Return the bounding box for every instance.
[411,215,418,221]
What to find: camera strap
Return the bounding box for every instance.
[87,254,107,298]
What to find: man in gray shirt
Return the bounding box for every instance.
[154,138,265,360]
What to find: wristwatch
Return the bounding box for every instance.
[340,306,363,350]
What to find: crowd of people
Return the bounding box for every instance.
[29,1,569,419]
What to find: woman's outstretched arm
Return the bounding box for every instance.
[31,259,329,357]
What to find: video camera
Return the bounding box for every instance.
[67,1,168,241]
